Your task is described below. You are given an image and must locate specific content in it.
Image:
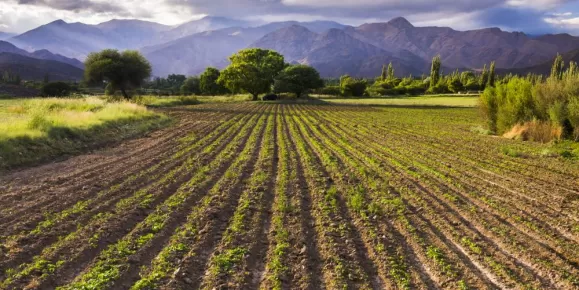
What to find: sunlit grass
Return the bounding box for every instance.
[0,97,169,169]
[135,95,252,107]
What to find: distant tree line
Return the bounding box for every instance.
[0,71,22,85]
[314,57,497,97]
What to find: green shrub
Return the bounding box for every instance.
[340,75,367,97]
[41,82,72,97]
[480,61,579,142]
[314,85,341,96]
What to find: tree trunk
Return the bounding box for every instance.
[252,94,258,101]
[121,88,130,100]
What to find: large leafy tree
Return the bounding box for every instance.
[84,49,151,99]
[273,65,324,98]
[200,67,228,95]
[218,48,285,101]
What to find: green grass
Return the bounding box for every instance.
[136,95,253,107]
[0,97,169,169]
[319,96,479,108]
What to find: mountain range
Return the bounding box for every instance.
[0,52,83,81]
[0,32,15,41]
[3,16,579,80]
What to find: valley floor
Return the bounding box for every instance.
[0,102,577,289]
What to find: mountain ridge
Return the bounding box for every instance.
[6,16,579,77]
[0,52,84,81]
[0,40,84,69]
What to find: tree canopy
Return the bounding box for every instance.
[200,67,228,95]
[181,77,201,95]
[84,49,152,99]
[218,48,285,100]
[273,65,324,98]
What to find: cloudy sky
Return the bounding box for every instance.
[1,0,579,34]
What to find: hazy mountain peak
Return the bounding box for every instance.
[48,19,67,26]
[387,17,413,29]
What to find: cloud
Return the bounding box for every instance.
[169,0,506,20]
[17,0,124,14]
[2,0,579,34]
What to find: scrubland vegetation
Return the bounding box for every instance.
[480,55,579,142]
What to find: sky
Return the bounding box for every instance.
[1,0,579,34]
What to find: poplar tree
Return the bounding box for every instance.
[429,56,441,89]
[550,53,565,80]
[488,61,496,87]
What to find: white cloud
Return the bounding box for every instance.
[0,0,199,33]
[506,0,572,10]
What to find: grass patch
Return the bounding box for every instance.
[135,95,253,107]
[135,95,201,107]
[500,146,524,158]
[0,97,170,169]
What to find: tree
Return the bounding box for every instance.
[200,67,228,95]
[181,77,201,95]
[429,56,441,89]
[340,75,367,97]
[273,65,324,98]
[488,61,496,87]
[550,53,565,80]
[380,65,387,81]
[41,82,72,97]
[105,83,115,96]
[218,48,285,101]
[387,62,395,81]
[84,49,152,100]
[460,71,475,85]
[167,74,187,91]
[448,77,464,93]
[480,64,489,90]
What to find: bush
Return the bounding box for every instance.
[180,77,201,95]
[41,82,72,97]
[340,76,367,97]
[314,86,341,96]
[480,62,579,142]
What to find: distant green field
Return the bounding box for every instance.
[319,96,480,108]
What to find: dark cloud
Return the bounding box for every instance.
[478,6,558,34]
[17,0,125,14]
[169,0,505,19]
[166,0,579,34]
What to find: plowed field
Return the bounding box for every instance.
[0,103,577,290]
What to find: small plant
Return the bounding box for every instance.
[501,146,523,158]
